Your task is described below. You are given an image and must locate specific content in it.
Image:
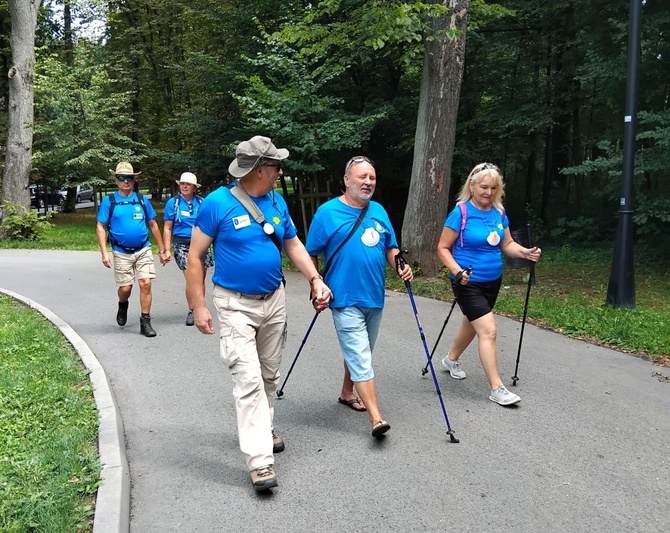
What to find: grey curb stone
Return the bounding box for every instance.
[0,289,130,533]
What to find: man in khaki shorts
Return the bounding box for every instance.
[96,162,168,337]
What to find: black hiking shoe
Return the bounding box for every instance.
[140,314,157,337]
[116,301,129,326]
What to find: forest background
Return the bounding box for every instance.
[0,0,668,279]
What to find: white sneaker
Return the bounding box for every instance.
[489,385,521,406]
[441,355,466,379]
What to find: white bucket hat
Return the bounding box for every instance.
[176,172,200,188]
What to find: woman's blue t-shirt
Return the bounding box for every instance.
[164,195,203,239]
[444,200,508,283]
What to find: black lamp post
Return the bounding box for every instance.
[606,0,642,308]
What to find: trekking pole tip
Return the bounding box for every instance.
[511,376,519,386]
[276,390,284,398]
[447,430,460,444]
[421,367,429,376]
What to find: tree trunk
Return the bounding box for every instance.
[2,0,38,208]
[401,0,470,276]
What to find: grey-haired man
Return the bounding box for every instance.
[185,136,332,491]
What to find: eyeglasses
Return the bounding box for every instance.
[117,175,135,182]
[262,163,282,171]
[345,156,374,174]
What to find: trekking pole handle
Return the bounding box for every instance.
[454,266,473,283]
[395,249,408,270]
[395,249,410,288]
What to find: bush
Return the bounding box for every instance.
[0,201,53,241]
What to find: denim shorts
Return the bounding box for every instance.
[331,307,383,382]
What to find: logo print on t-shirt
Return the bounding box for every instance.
[361,227,380,247]
[272,216,281,225]
[374,221,385,234]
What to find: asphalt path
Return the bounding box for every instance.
[1,249,668,533]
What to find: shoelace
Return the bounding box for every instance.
[256,466,273,478]
[495,386,509,395]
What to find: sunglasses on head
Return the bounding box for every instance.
[117,175,135,182]
[345,156,374,174]
[473,162,499,175]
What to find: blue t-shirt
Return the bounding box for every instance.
[97,192,157,253]
[164,195,204,240]
[306,198,398,309]
[195,186,297,294]
[444,200,508,283]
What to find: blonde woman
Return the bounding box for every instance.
[436,163,542,406]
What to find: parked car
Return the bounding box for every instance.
[58,185,95,203]
[29,184,63,208]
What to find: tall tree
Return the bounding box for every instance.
[2,0,38,207]
[401,0,470,275]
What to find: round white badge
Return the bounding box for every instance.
[487,231,501,246]
[361,228,380,247]
[263,222,275,235]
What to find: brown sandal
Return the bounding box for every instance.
[338,396,367,412]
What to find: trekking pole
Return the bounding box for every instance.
[395,250,459,443]
[276,311,320,398]
[421,299,457,376]
[511,224,535,386]
[420,266,471,376]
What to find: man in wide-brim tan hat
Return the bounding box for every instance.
[96,161,167,338]
[185,135,332,491]
[109,161,142,176]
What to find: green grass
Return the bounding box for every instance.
[0,296,100,532]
